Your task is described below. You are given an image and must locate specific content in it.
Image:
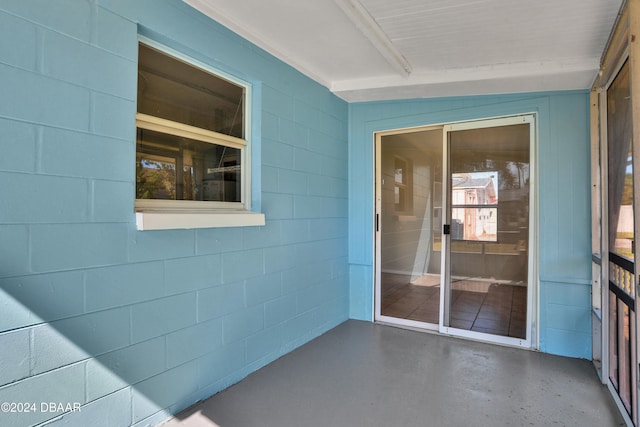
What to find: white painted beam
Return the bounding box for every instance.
[333,0,412,77]
[331,58,601,101]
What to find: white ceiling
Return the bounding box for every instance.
[184,0,624,102]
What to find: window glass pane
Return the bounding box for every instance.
[450,124,529,248]
[448,122,530,339]
[136,128,241,202]
[379,128,443,325]
[138,43,244,139]
[393,157,412,212]
[452,172,498,204]
[451,171,499,242]
[394,159,404,183]
[607,60,633,261]
[451,207,498,241]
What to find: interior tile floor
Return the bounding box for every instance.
[161,320,624,427]
[381,273,526,338]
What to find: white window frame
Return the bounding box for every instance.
[135,37,264,230]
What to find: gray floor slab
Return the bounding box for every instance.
[161,320,625,427]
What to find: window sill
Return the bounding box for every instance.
[135,210,265,230]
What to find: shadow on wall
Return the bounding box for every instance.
[0,248,348,427]
[0,272,240,427]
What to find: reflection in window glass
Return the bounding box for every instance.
[138,44,244,139]
[395,165,403,183]
[607,60,633,261]
[451,172,498,242]
[136,128,241,202]
[394,157,411,212]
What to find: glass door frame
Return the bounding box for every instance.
[374,114,538,350]
[374,124,443,332]
[439,114,537,349]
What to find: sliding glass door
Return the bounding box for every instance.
[376,115,535,347]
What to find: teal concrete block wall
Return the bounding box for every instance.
[0,1,348,426]
[348,92,593,359]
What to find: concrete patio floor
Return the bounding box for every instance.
[161,320,624,427]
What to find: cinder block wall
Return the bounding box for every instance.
[348,93,593,358]
[0,1,349,426]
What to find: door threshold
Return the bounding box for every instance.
[375,319,533,350]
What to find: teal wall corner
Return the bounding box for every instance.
[347,92,593,359]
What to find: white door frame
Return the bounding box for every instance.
[374,125,442,333]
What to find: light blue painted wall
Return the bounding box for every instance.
[0,0,595,424]
[0,1,348,426]
[348,92,592,359]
